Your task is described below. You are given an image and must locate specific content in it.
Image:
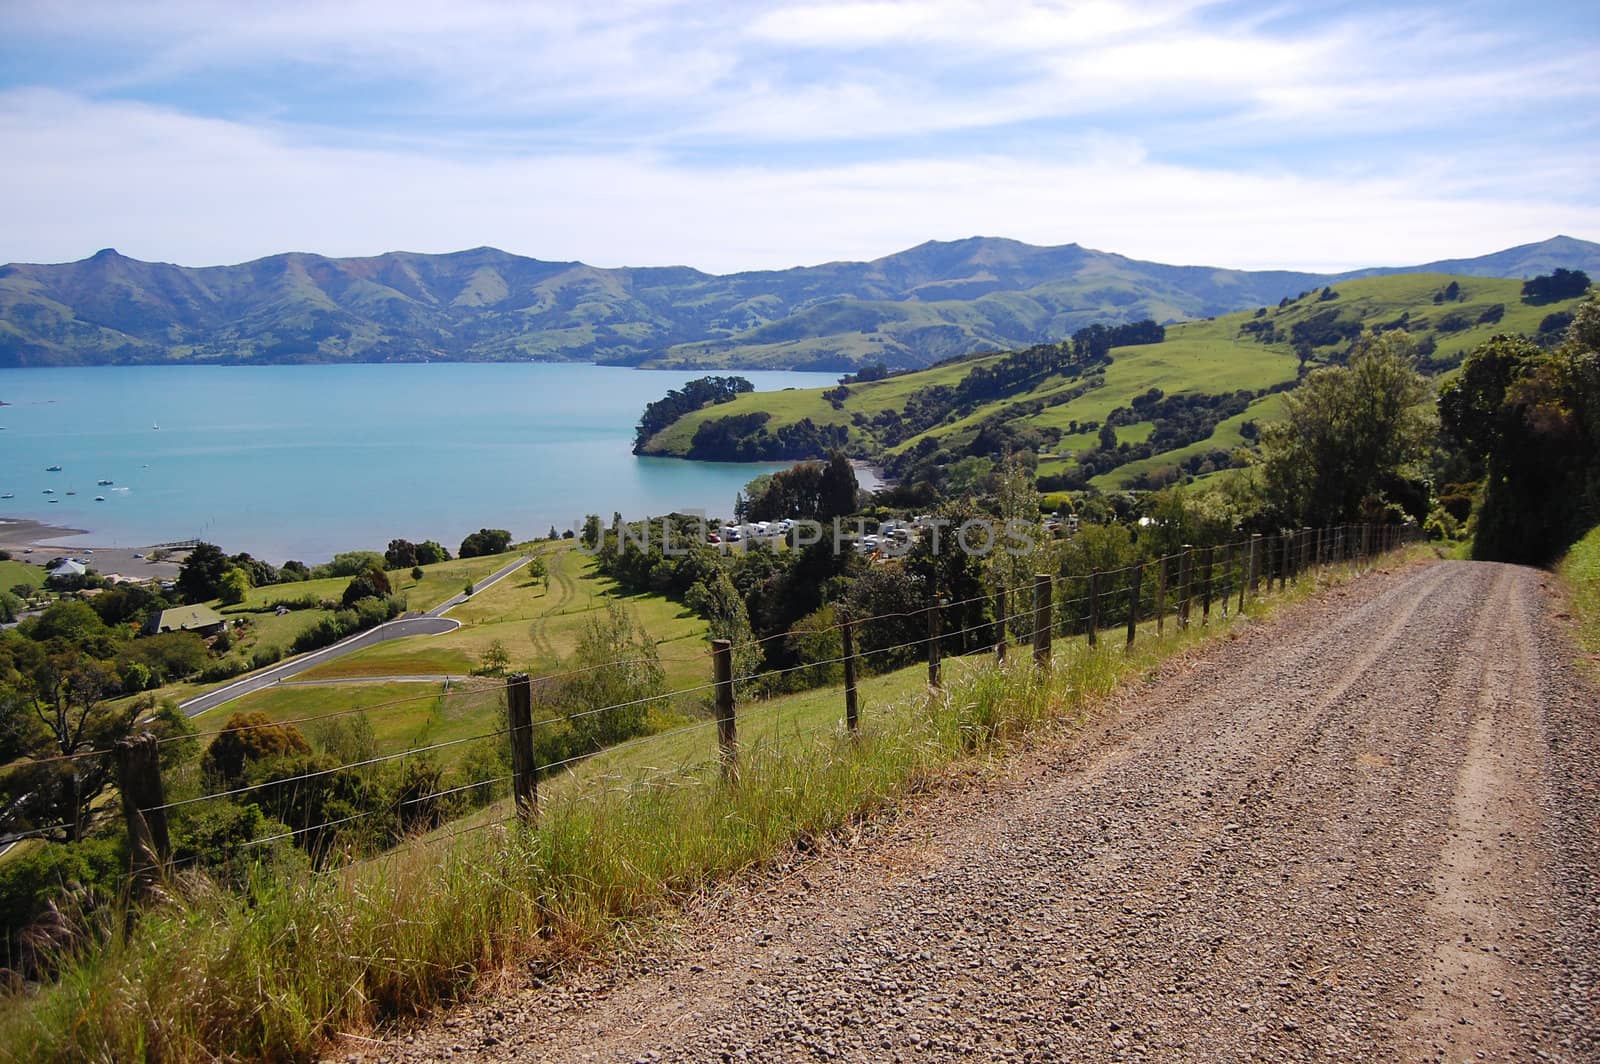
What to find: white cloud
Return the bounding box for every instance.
[1,90,1593,274]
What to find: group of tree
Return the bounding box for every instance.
[1441,293,1600,562]
[383,538,450,569]
[632,375,753,452]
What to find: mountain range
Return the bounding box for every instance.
[1,235,1595,371]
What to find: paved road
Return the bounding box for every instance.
[383,560,1600,1063]
[178,555,530,718]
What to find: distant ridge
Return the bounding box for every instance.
[1,235,1593,370]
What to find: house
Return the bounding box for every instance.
[47,558,87,579]
[145,605,227,637]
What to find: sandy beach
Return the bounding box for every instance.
[0,518,186,581]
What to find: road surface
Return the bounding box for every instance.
[376,560,1600,1063]
[179,555,529,718]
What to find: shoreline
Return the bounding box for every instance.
[0,518,185,580]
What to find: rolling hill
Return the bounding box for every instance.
[635,272,1594,491]
[2,236,1595,370]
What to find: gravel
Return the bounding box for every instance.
[351,559,1600,1063]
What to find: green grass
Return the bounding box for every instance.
[636,273,1592,488]
[230,550,525,615]
[189,680,504,772]
[0,540,1417,1061]
[1558,524,1600,663]
[297,549,708,687]
[0,558,46,593]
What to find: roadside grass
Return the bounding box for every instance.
[0,546,1413,1062]
[1558,524,1600,662]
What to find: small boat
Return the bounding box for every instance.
[152,423,159,431]
[41,488,54,494]
[65,490,76,496]
[48,499,59,504]
[97,479,113,486]
[1,492,12,499]
[94,496,106,502]
[46,465,62,472]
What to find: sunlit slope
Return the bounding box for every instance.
[639,273,1590,488]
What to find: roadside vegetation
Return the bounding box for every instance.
[2,273,1597,1060]
[0,543,1400,1061]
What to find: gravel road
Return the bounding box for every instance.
[365,559,1600,1063]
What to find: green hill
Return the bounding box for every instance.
[637,273,1593,490]
[3,236,1594,370]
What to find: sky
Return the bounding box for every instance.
[0,0,1596,274]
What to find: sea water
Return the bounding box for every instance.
[0,363,846,561]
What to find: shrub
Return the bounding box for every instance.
[202,712,312,784]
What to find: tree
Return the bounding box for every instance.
[175,542,230,603]
[1097,422,1118,451]
[411,565,424,582]
[555,603,666,751]
[459,528,512,558]
[385,539,419,569]
[0,649,138,841]
[202,712,312,784]
[1441,296,1600,562]
[1521,268,1591,305]
[1259,331,1436,526]
[414,540,451,565]
[218,566,252,606]
[479,640,510,676]
[341,566,392,608]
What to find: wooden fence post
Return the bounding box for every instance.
[1200,546,1214,624]
[1155,554,1168,637]
[841,611,860,734]
[1220,542,1234,617]
[1086,569,1099,647]
[1277,533,1288,591]
[1032,573,1052,667]
[1248,533,1262,597]
[506,672,537,821]
[993,586,1007,662]
[712,638,737,778]
[1126,562,1142,646]
[1178,546,1194,629]
[928,597,944,689]
[115,733,169,894]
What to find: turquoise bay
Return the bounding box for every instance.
[0,364,841,561]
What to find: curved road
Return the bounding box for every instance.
[178,555,529,718]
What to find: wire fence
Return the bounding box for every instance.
[12,522,1415,873]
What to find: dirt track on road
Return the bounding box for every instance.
[373,559,1600,1063]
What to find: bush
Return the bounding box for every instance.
[0,835,125,980]
[202,712,312,784]
[458,528,512,558]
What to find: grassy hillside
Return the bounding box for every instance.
[3,236,1592,370]
[639,273,1592,489]
[190,546,711,768]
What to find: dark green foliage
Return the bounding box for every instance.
[633,376,753,451]
[458,528,511,558]
[341,567,392,608]
[88,583,165,628]
[175,542,230,603]
[0,834,124,979]
[316,551,385,579]
[1521,268,1590,305]
[289,596,403,654]
[1440,299,1600,562]
[744,452,859,521]
[384,539,419,569]
[1260,331,1436,526]
[414,540,451,565]
[228,553,278,587]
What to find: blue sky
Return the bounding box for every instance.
[0,0,1596,272]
